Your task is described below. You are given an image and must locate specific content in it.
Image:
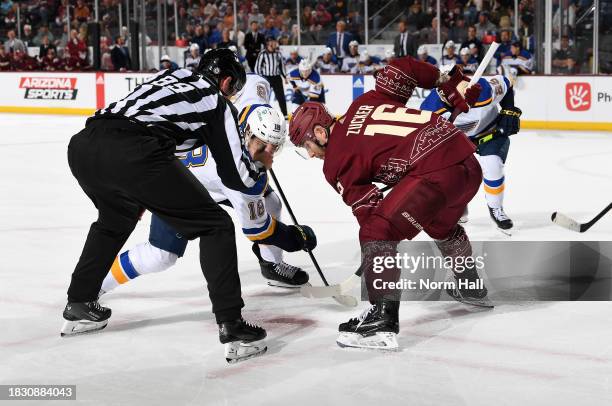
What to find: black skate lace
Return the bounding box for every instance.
[492,207,510,221]
[274,262,298,278]
[242,318,261,330]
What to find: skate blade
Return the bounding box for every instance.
[225,340,268,364]
[266,281,302,289]
[336,332,399,351]
[497,227,513,237]
[60,319,108,337]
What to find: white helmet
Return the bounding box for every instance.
[417,45,427,55]
[298,59,312,78]
[245,105,287,154]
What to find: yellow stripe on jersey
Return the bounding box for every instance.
[246,217,277,241]
[474,97,493,107]
[110,256,129,284]
[239,105,253,127]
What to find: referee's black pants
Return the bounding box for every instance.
[263,75,287,117]
[66,118,244,323]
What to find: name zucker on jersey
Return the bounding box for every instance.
[346,105,374,135]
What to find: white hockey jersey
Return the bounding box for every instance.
[175,73,278,241]
[420,74,511,137]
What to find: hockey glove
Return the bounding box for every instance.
[437,65,471,114]
[464,83,482,108]
[496,106,522,136]
[290,225,317,251]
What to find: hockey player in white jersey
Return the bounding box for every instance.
[100,73,315,299]
[420,73,522,233]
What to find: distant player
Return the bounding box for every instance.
[420,73,521,233]
[316,48,339,73]
[289,59,325,105]
[500,41,533,75]
[289,59,490,350]
[440,40,461,67]
[101,73,316,296]
[459,47,478,74]
[417,45,437,67]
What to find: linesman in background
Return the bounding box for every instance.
[254,36,288,118]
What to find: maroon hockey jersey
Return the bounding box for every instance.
[322,90,476,226]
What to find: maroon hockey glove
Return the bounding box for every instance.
[464,83,482,108]
[438,66,470,114]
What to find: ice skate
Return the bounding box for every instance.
[60,301,111,336]
[219,318,267,363]
[488,206,513,236]
[446,267,494,308]
[253,244,309,288]
[336,300,400,350]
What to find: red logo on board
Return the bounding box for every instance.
[565,82,591,111]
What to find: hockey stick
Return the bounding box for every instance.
[551,203,612,233]
[268,168,358,307]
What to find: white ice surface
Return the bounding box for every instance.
[1,114,611,405]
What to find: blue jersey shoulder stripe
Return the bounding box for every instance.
[242,172,269,196]
[420,90,446,113]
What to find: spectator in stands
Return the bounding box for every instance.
[285,47,302,73]
[316,47,338,73]
[461,25,483,62]
[552,35,576,74]
[223,6,234,30]
[160,54,179,71]
[11,50,39,71]
[191,24,209,54]
[381,49,395,66]
[328,0,348,23]
[326,20,352,67]
[495,29,513,64]
[244,21,264,72]
[38,35,56,62]
[440,40,461,67]
[419,17,447,45]
[500,40,533,75]
[66,29,87,65]
[3,7,16,30]
[33,25,54,47]
[22,24,35,47]
[394,20,416,58]
[459,47,478,74]
[263,18,280,40]
[62,51,84,71]
[58,24,69,48]
[74,0,91,23]
[405,1,427,31]
[347,10,364,44]
[41,47,62,71]
[209,22,224,48]
[217,28,237,50]
[184,43,201,71]
[110,36,131,72]
[0,0,13,17]
[417,45,437,67]
[248,4,264,26]
[0,46,10,71]
[267,7,283,30]
[449,16,468,44]
[340,40,360,73]
[475,11,496,40]
[4,29,26,54]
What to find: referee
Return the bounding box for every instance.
[254,36,288,118]
[62,49,267,351]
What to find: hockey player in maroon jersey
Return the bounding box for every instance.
[289,57,491,350]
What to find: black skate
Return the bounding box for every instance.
[447,267,494,308]
[60,301,111,336]
[253,244,309,288]
[336,300,400,350]
[219,318,267,363]
[488,206,513,235]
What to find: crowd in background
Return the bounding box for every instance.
[0,0,608,74]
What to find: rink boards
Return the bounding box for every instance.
[0,71,610,131]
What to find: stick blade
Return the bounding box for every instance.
[551,212,583,232]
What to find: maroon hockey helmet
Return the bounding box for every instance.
[289,102,335,147]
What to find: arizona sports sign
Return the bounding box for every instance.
[19,77,78,100]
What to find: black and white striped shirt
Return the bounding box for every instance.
[94,68,261,191]
[254,50,286,77]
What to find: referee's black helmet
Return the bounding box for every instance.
[197,48,246,95]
